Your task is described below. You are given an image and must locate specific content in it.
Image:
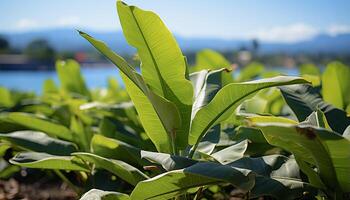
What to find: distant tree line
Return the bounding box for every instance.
[1,35,350,67]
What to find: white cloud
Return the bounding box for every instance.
[57,16,80,26]
[15,18,39,30]
[248,23,319,43]
[327,24,350,36]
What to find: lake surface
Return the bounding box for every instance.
[0,66,299,94]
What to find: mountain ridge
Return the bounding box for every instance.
[2,28,350,54]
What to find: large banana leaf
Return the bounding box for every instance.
[250,121,350,196]
[138,151,310,199]
[280,84,350,134]
[232,127,279,156]
[91,134,144,166]
[79,31,180,153]
[10,152,89,171]
[190,69,226,155]
[80,189,130,200]
[190,69,226,117]
[117,1,192,104]
[117,1,193,150]
[3,112,74,141]
[322,62,350,110]
[130,162,255,200]
[189,76,308,151]
[73,152,148,186]
[99,117,142,147]
[0,131,77,156]
[210,140,248,165]
[228,155,312,199]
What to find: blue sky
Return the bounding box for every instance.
[1,0,350,43]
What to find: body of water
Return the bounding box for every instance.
[0,66,299,94]
[0,66,123,93]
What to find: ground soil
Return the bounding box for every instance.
[0,178,77,200]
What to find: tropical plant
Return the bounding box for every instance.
[0,1,349,200]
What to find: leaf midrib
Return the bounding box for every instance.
[129,6,169,98]
[195,82,292,145]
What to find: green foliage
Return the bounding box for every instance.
[322,61,350,110]
[130,162,255,200]
[0,1,349,200]
[73,152,148,186]
[10,152,89,171]
[0,87,14,108]
[250,118,350,198]
[0,131,77,155]
[56,59,91,98]
[236,62,265,82]
[300,63,320,76]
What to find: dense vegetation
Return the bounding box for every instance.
[1,1,350,200]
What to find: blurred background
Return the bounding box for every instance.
[1,0,349,93]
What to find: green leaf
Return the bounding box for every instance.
[246,115,297,125]
[56,59,91,98]
[229,155,313,199]
[4,112,74,141]
[190,69,227,155]
[280,84,350,134]
[70,115,91,152]
[130,162,255,200]
[190,69,226,117]
[300,109,331,131]
[79,31,180,153]
[236,62,264,82]
[210,140,248,165]
[0,131,77,156]
[300,63,320,76]
[250,122,350,195]
[80,189,130,200]
[193,49,233,85]
[140,150,197,171]
[233,127,280,156]
[99,117,142,147]
[42,79,58,94]
[10,152,89,171]
[0,87,14,108]
[91,134,143,166]
[0,143,11,157]
[189,76,309,149]
[322,61,350,110]
[195,49,231,70]
[73,152,148,186]
[117,1,192,104]
[117,1,193,150]
[241,96,268,114]
[195,125,220,155]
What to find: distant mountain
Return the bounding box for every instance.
[1,28,350,54]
